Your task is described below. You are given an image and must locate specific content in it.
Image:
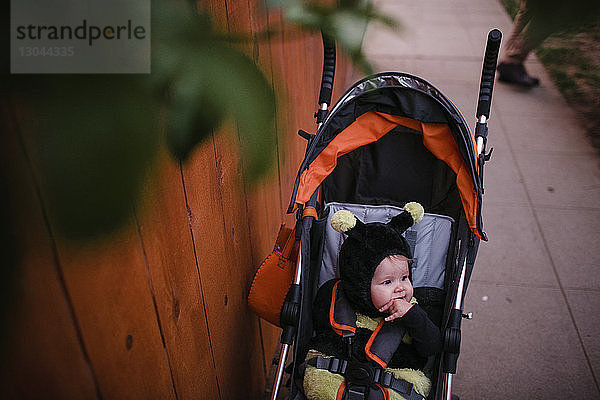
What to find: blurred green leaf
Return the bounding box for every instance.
[203,47,277,180]
[267,0,400,73]
[166,87,224,161]
[153,0,277,176]
[14,0,277,239]
[26,75,160,239]
[8,0,397,239]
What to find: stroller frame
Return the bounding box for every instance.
[270,30,502,400]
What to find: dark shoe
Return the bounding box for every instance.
[497,62,539,87]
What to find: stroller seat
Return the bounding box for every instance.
[298,202,455,400]
[319,202,454,292]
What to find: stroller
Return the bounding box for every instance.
[265,30,502,400]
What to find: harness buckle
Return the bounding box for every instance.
[344,360,374,388]
[346,384,368,400]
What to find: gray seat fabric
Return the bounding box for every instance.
[320,202,454,290]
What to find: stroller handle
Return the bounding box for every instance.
[318,32,336,106]
[476,29,502,119]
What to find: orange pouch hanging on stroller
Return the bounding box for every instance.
[248,224,299,327]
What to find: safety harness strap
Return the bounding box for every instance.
[308,356,426,400]
[366,321,406,368]
[330,281,357,335]
[330,281,406,367]
[313,355,348,375]
[373,369,425,400]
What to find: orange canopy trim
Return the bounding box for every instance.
[293,111,479,233]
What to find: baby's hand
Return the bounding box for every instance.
[379,295,413,322]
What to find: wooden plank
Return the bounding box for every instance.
[0,245,100,400]
[213,131,266,399]
[182,134,264,400]
[201,0,228,32]
[134,148,221,400]
[245,0,284,266]
[0,101,99,400]
[52,228,177,400]
[272,25,302,217]
[257,11,312,370]
[226,0,287,381]
[7,87,179,400]
[14,114,179,399]
[253,3,295,371]
[244,0,288,373]
[223,2,275,395]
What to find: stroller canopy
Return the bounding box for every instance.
[288,73,486,239]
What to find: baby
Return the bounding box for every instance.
[372,254,417,322]
[303,203,442,400]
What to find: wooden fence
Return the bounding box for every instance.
[0,1,353,398]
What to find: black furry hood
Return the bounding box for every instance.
[331,203,424,317]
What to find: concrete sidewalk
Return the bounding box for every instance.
[363,0,600,398]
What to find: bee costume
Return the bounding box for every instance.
[302,203,442,400]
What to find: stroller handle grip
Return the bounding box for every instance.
[318,32,336,106]
[476,29,502,119]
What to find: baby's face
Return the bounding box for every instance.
[370,255,413,310]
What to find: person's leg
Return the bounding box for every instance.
[501,1,534,64]
[497,1,541,87]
